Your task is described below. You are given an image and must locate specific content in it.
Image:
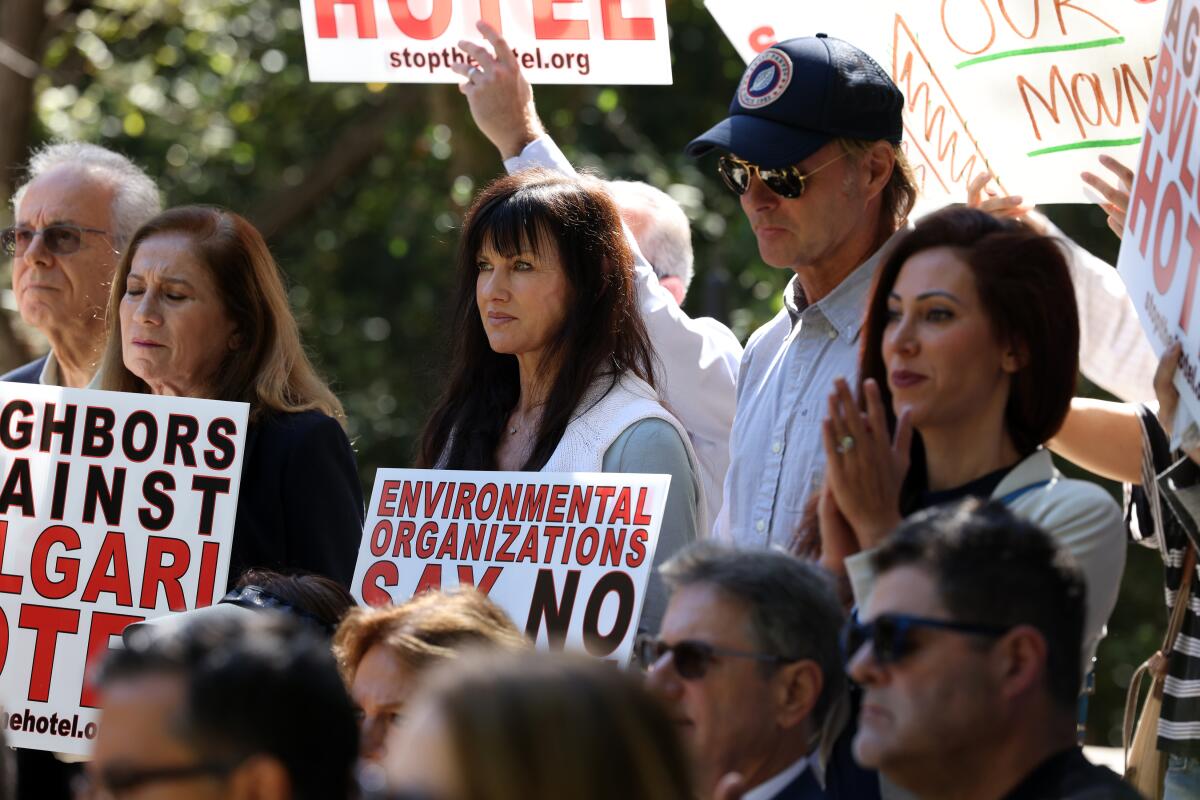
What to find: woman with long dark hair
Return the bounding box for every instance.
[816,207,1125,675]
[416,170,702,630]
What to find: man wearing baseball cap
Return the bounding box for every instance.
[687,35,918,548]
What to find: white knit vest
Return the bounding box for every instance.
[542,372,697,474]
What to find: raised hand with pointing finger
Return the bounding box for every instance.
[452,22,544,159]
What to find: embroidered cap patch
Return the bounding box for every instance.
[737,49,793,109]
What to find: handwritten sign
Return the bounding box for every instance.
[1116,0,1200,428]
[0,384,247,754]
[350,470,669,663]
[703,0,1169,203]
[300,0,672,84]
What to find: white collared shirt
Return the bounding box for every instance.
[742,755,812,800]
[37,351,60,385]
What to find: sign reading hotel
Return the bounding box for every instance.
[704,0,1169,203]
[0,384,247,754]
[1116,0,1200,430]
[351,469,670,664]
[300,0,672,84]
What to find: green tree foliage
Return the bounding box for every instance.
[6,0,1157,747]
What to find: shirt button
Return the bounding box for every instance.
[827,329,837,340]
[756,520,766,533]
[771,441,782,454]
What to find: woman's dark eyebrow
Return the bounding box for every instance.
[888,290,962,304]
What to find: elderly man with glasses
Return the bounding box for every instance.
[639,543,879,800]
[846,500,1139,800]
[2,143,160,388]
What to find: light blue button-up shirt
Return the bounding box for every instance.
[714,231,906,547]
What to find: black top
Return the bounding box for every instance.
[918,465,1011,509]
[1001,748,1141,800]
[229,410,365,589]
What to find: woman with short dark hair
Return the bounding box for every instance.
[816,207,1125,673]
[416,170,702,631]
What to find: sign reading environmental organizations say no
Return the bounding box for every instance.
[0,383,247,755]
[352,469,670,664]
[300,0,672,84]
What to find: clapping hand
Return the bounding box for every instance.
[821,378,911,549]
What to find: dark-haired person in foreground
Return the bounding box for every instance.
[84,613,359,800]
[640,544,877,800]
[847,500,1139,800]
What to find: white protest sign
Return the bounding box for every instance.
[351,469,670,663]
[704,0,1169,203]
[0,384,248,755]
[1116,0,1200,429]
[300,0,671,84]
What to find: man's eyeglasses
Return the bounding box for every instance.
[841,612,1011,666]
[717,151,849,199]
[72,761,240,799]
[1,223,113,257]
[634,633,794,680]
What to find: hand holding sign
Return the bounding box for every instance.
[454,22,545,160]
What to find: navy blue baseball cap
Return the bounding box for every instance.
[687,34,904,169]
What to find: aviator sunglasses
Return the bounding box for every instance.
[840,612,1011,666]
[635,633,795,680]
[1,223,113,257]
[717,150,849,199]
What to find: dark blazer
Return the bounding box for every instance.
[0,354,48,384]
[228,410,365,590]
[771,767,827,800]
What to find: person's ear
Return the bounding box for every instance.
[861,141,897,203]
[1001,339,1029,373]
[773,658,823,731]
[226,755,293,800]
[228,330,242,351]
[991,624,1047,703]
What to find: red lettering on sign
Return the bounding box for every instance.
[81,612,143,708]
[140,537,189,611]
[20,605,79,703]
[316,0,379,38]
[600,0,654,40]
[362,561,398,607]
[533,0,589,40]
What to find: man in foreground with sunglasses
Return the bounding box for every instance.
[2,143,159,388]
[846,500,1138,800]
[640,543,878,800]
[683,35,918,547]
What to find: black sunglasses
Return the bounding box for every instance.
[841,612,1011,666]
[634,633,793,680]
[717,151,848,199]
[1,223,112,257]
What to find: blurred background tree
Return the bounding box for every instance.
[0,0,1161,748]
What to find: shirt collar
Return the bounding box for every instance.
[741,754,811,800]
[782,225,911,341]
[38,352,60,386]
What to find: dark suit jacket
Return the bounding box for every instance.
[228,410,365,590]
[770,767,827,800]
[0,354,48,384]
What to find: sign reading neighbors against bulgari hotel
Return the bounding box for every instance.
[0,384,247,755]
[1117,0,1200,434]
[704,0,1169,204]
[351,469,670,664]
[300,0,672,84]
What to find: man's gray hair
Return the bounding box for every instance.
[12,142,161,250]
[660,543,846,724]
[607,180,693,292]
